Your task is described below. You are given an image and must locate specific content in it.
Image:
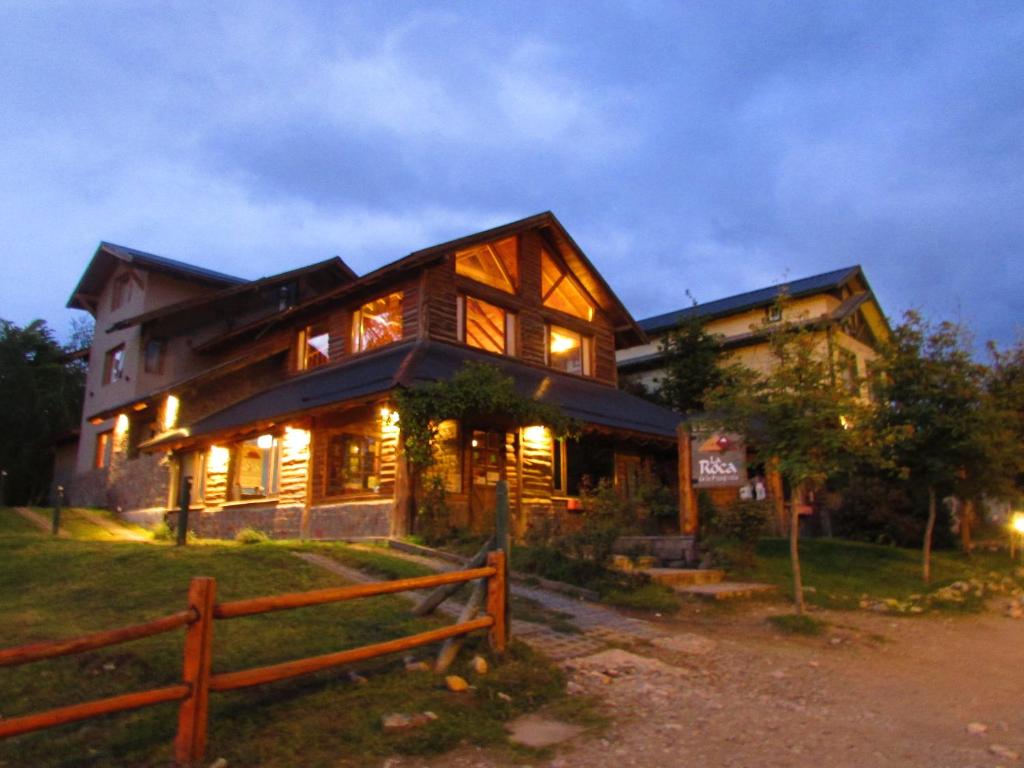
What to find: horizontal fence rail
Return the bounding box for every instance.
[0,550,508,767]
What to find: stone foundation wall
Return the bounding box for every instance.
[307,500,391,539]
[192,504,304,540]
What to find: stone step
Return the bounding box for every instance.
[642,568,726,587]
[675,582,779,600]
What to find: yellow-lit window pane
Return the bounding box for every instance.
[548,325,592,376]
[541,250,594,321]
[455,236,518,294]
[301,322,330,370]
[465,297,508,354]
[354,292,403,352]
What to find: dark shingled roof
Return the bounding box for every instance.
[68,241,246,310]
[638,266,862,333]
[185,339,680,442]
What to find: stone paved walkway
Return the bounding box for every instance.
[295,547,672,662]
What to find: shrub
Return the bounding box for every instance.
[768,613,827,636]
[235,527,271,544]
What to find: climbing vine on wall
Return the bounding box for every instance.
[393,362,577,468]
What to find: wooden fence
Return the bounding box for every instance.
[0,550,507,766]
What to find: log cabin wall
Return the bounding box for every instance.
[420,229,619,386]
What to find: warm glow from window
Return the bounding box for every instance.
[208,445,230,472]
[353,292,403,352]
[115,413,130,434]
[284,426,311,450]
[464,296,513,354]
[522,425,548,444]
[547,326,592,376]
[540,250,594,321]
[549,329,579,354]
[455,237,518,294]
[163,395,180,431]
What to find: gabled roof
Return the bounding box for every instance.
[638,266,867,334]
[160,339,680,448]
[194,211,648,353]
[106,256,356,332]
[68,242,246,311]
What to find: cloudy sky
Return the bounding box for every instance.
[1,1,1021,349]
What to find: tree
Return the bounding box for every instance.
[873,312,989,582]
[656,310,731,414]
[705,303,874,612]
[0,319,85,504]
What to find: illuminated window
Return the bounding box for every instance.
[325,433,380,495]
[540,250,594,321]
[455,236,518,294]
[229,436,279,500]
[111,273,133,311]
[144,338,166,374]
[103,345,125,384]
[459,296,516,355]
[94,430,113,469]
[352,292,403,352]
[547,325,592,376]
[299,322,330,370]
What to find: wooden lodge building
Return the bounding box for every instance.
[64,212,688,542]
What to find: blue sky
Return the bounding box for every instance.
[1,1,1021,349]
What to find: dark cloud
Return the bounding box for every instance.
[0,0,1020,349]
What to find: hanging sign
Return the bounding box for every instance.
[692,431,747,488]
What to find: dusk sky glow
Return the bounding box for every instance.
[1,1,1021,349]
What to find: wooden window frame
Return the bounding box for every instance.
[102,344,126,385]
[540,249,596,322]
[545,324,593,377]
[298,322,330,371]
[458,294,517,356]
[111,273,132,312]
[351,292,404,354]
[144,338,167,375]
[454,236,519,295]
[94,430,113,470]
[227,436,280,502]
[322,429,382,498]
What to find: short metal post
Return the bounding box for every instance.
[177,478,192,547]
[52,485,64,536]
[0,469,7,507]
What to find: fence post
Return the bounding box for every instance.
[175,576,216,767]
[177,477,192,547]
[486,550,507,654]
[494,480,511,643]
[52,485,64,536]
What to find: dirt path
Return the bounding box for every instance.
[393,602,1024,768]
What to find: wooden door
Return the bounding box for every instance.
[469,429,505,532]
[614,453,643,499]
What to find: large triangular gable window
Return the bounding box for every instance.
[455,236,518,294]
[540,249,595,321]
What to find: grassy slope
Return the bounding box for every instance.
[0,522,572,768]
[734,537,1021,611]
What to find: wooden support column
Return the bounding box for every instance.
[175,576,216,767]
[767,457,786,535]
[391,431,411,537]
[677,423,697,535]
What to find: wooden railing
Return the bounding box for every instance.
[0,550,507,766]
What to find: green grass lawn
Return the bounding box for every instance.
[0,514,579,767]
[729,537,1024,613]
